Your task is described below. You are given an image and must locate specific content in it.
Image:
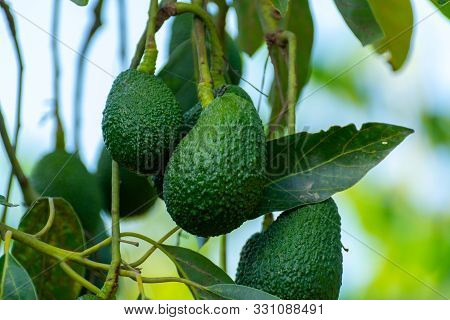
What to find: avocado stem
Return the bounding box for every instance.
[174,2,226,88]
[0,222,207,296]
[257,0,298,135]
[100,160,121,299]
[0,0,25,224]
[138,0,159,75]
[192,0,214,107]
[0,106,38,206]
[51,0,66,151]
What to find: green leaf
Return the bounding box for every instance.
[0,254,38,300]
[430,0,450,19]
[334,0,384,45]
[12,198,86,299]
[206,284,280,300]
[160,244,233,299]
[273,0,290,17]
[268,0,314,132]
[233,0,264,56]
[0,195,17,207]
[368,0,414,71]
[260,123,414,212]
[70,0,89,6]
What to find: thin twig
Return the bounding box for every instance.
[59,261,102,295]
[73,0,104,152]
[0,105,37,205]
[51,0,65,150]
[100,160,121,299]
[0,0,25,223]
[33,198,55,238]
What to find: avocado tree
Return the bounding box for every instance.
[0,0,447,300]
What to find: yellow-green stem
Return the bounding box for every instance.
[193,0,214,107]
[100,160,121,299]
[174,2,225,88]
[60,261,102,295]
[0,231,12,298]
[138,0,159,74]
[33,198,55,238]
[283,31,297,135]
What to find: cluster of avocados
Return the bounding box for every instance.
[100,22,343,299]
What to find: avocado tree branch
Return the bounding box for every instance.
[130,22,148,69]
[0,106,38,206]
[33,198,56,238]
[138,0,159,74]
[193,0,214,106]
[211,0,228,49]
[0,0,25,223]
[51,0,65,151]
[74,0,105,152]
[60,261,102,295]
[100,160,121,299]
[129,226,180,268]
[0,222,207,295]
[163,2,225,87]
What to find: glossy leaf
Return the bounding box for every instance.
[206,284,280,300]
[268,0,314,132]
[334,0,384,45]
[368,0,414,71]
[0,254,38,300]
[0,195,17,207]
[12,198,86,299]
[273,0,290,17]
[233,0,264,56]
[430,0,450,19]
[160,244,233,299]
[71,0,89,6]
[260,123,414,212]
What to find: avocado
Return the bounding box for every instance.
[181,86,252,137]
[96,146,157,217]
[102,69,183,175]
[30,150,103,234]
[163,93,266,236]
[235,198,343,300]
[215,85,252,104]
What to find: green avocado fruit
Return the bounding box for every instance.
[96,146,157,217]
[235,198,343,300]
[163,93,266,237]
[102,69,183,175]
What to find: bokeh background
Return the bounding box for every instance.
[1,0,449,299]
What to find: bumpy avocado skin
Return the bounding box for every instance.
[102,69,183,175]
[235,199,343,300]
[30,150,103,234]
[97,147,157,217]
[163,93,266,237]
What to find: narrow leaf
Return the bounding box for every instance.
[430,0,450,19]
[368,0,414,71]
[260,123,414,212]
[70,0,89,6]
[0,195,17,207]
[12,198,86,299]
[160,244,233,299]
[334,0,384,45]
[206,284,280,300]
[0,254,38,300]
[233,0,264,56]
[273,0,290,17]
